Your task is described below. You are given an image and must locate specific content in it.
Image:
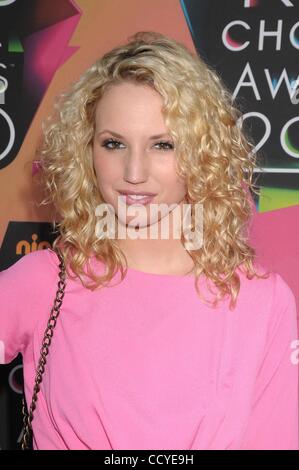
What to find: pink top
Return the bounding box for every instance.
[0,247,298,450]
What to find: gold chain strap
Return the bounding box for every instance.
[21,247,66,450]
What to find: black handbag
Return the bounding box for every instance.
[21,247,66,450]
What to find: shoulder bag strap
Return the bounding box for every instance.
[21,247,66,450]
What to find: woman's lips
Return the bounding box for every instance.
[118,194,156,206]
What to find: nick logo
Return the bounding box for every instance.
[16,233,51,255]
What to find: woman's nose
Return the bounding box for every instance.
[123,151,149,184]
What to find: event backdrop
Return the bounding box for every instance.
[0,0,298,450]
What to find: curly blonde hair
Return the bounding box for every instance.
[36,30,269,310]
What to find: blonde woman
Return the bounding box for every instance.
[0,31,298,450]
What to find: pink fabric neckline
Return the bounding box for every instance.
[124,264,195,278]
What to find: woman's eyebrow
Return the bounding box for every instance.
[96,129,171,140]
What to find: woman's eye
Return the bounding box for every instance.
[101,139,124,150]
[154,141,174,150]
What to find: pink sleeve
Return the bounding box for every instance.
[240,272,299,450]
[0,249,56,365]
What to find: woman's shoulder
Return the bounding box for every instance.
[237,261,296,302]
[1,247,58,279]
[237,262,297,332]
[20,246,59,267]
[234,262,297,326]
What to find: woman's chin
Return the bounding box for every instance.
[115,215,161,233]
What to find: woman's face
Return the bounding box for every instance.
[92,81,187,232]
